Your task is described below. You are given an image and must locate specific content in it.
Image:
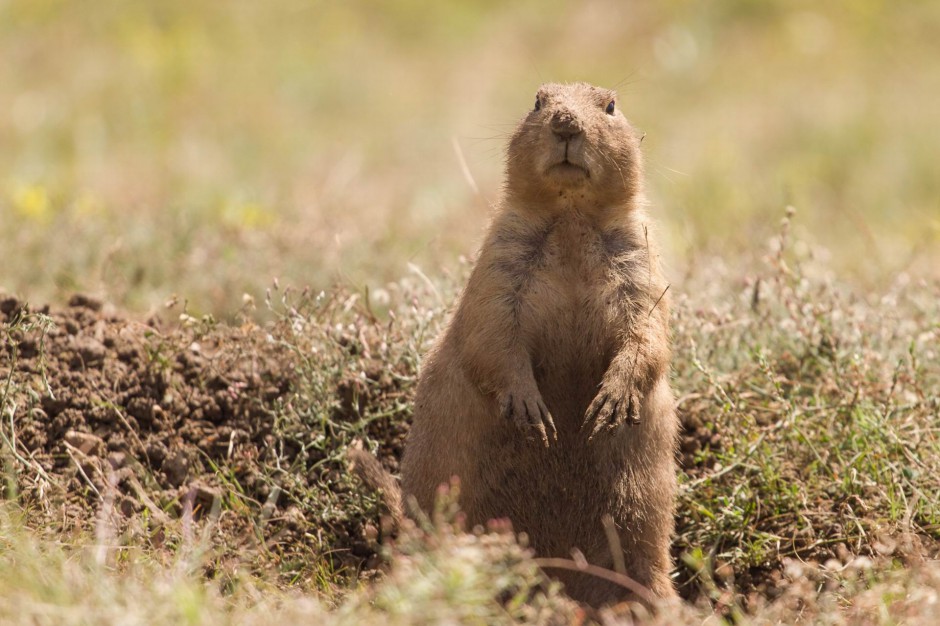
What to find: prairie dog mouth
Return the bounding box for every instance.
[548,159,589,179]
[545,134,590,181]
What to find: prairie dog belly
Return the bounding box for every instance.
[517,234,619,433]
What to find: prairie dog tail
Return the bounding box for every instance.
[347,441,404,527]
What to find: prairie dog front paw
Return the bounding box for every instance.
[499,386,557,447]
[581,383,642,440]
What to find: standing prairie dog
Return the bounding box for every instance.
[393,83,677,605]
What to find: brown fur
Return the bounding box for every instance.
[375,83,678,606]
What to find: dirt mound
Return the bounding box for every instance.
[5,294,282,488]
[0,291,414,587]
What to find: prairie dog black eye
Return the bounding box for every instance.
[534,96,541,112]
[605,100,616,115]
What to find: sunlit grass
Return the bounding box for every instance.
[1,0,938,314]
[2,233,938,621]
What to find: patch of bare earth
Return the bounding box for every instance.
[0,291,411,590]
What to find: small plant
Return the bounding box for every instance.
[1,300,56,493]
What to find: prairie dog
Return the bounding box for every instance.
[398,82,678,605]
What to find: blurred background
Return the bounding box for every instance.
[2,0,938,316]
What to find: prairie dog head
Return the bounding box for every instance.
[506,82,644,209]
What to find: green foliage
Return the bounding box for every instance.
[671,211,939,601]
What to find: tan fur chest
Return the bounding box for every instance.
[509,216,625,426]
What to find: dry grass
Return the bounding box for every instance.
[3,213,939,623]
[2,1,938,313]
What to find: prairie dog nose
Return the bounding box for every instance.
[550,109,583,141]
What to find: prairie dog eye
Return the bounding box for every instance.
[605,100,615,115]
[534,96,541,112]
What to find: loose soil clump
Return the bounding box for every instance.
[0,292,412,588]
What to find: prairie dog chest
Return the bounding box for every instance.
[548,218,611,285]
[513,218,621,352]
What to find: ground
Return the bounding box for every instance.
[2,219,938,623]
[1,288,412,592]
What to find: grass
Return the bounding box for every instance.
[670,211,940,602]
[2,0,939,314]
[2,515,940,626]
[2,212,938,623]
